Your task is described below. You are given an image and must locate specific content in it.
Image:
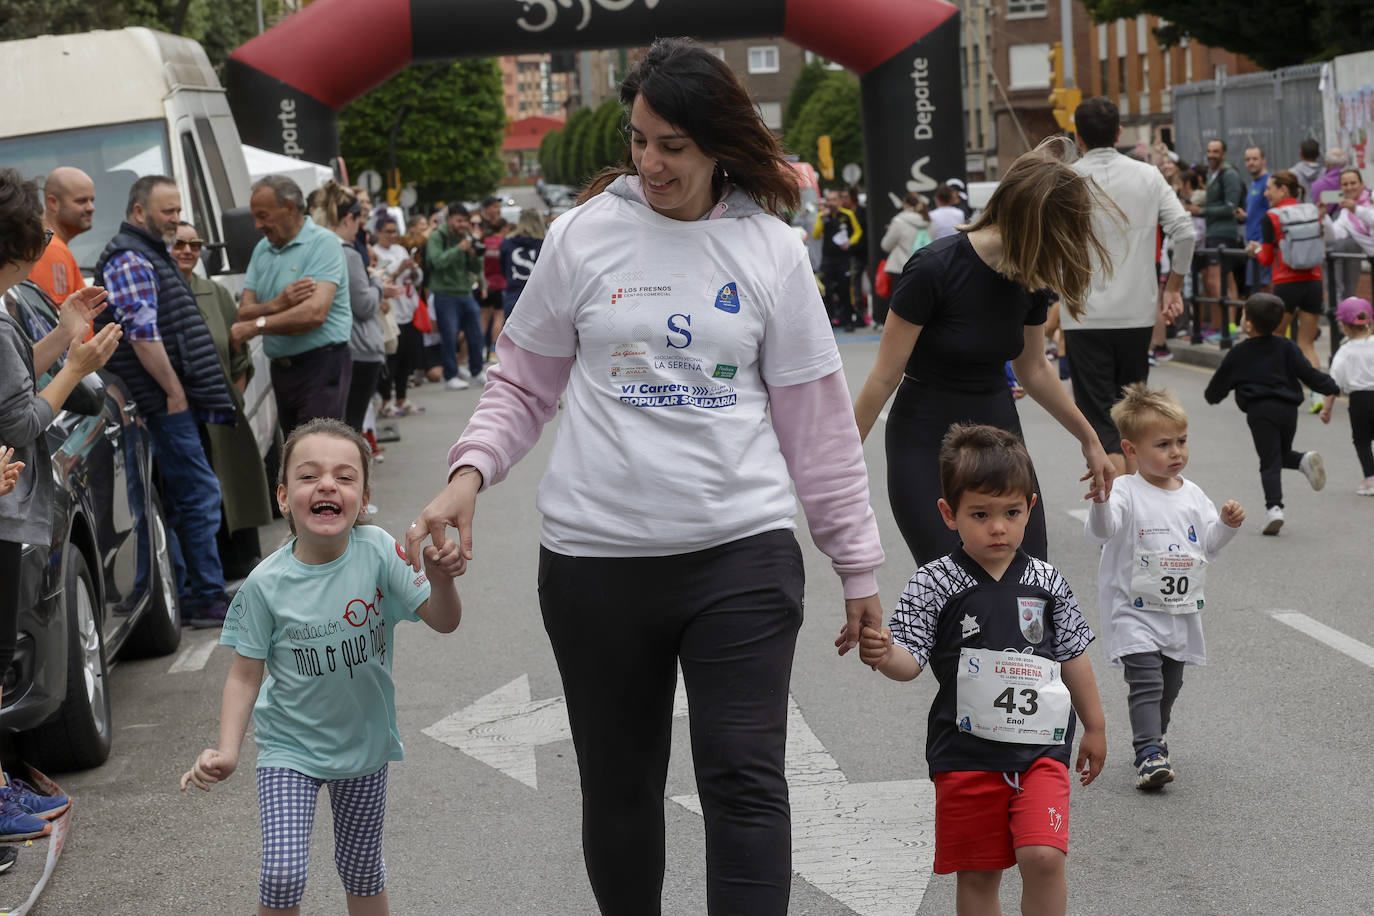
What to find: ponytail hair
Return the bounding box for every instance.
[309,180,360,230]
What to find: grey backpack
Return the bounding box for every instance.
[1274,203,1324,270]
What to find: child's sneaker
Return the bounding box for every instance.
[1299,452,1325,491]
[3,776,68,820]
[0,787,52,841]
[0,845,16,872]
[1263,506,1285,535]
[1134,746,1174,790]
[1358,477,1374,497]
[1151,344,1173,362]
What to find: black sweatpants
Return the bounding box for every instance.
[1350,390,1374,479]
[1244,397,1302,509]
[344,359,384,432]
[1063,326,1154,456]
[538,530,804,916]
[820,258,855,329]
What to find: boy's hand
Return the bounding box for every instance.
[423,538,467,580]
[1075,727,1106,786]
[858,625,892,670]
[180,748,237,792]
[1220,500,1245,528]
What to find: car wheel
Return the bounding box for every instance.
[26,549,113,770]
[124,490,182,657]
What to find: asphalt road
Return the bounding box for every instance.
[21,332,1374,916]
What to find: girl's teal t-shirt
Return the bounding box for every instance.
[221,525,430,779]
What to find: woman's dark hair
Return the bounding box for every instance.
[1269,169,1303,201]
[0,168,48,266]
[580,37,800,216]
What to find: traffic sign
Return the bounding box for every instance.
[357,169,383,194]
[842,162,862,185]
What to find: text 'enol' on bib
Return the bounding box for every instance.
[955,648,1072,745]
[1129,548,1206,614]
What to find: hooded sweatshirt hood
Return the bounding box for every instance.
[604,173,768,220]
[893,209,929,230]
[1291,159,1323,188]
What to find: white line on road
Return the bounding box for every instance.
[1272,612,1374,668]
[168,636,219,674]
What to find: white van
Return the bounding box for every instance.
[0,27,274,454]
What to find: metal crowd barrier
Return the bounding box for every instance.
[1185,246,1370,360]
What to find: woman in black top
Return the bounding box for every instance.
[854,145,1119,564]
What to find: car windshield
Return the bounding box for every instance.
[0,120,171,273]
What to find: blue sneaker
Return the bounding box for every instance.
[0,787,52,841]
[1134,745,1174,790]
[5,775,69,820]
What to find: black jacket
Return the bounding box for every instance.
[1204,334,1338,410]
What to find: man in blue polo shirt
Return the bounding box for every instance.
[230,175,351,437]
[1237,146,1271,293]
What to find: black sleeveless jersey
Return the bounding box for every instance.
[889,548,1094,778]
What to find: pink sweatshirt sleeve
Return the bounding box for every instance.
[767,368,884,599]
[446,333,575,487]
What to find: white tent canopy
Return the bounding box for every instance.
[241,145,333,197]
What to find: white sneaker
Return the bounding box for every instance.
[444,377,470,391]
[1299,451,1326,491]
[1357,477,1374,497]
[457,365,472,381]
[470,370,487,387]
[1262,506,1285,536]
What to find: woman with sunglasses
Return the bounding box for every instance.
[170,222,272,576]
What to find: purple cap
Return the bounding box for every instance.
[1337,297,1372,325]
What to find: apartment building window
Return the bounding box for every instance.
[756,101,783,130]
[1005,0,1048,19]
[708,47,726,61]
[1008,44,1051,90]
[748,46,779,74]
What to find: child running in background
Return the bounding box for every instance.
[181,418,464,916]
[1319,297,1374,495]
[1204,293,1338,535]
[1086,385,1244,789]
[861,424,1105,916]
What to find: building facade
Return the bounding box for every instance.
[498,54,574,121]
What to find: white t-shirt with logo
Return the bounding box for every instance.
[1085,473,1237,666]
[501,190,842,557]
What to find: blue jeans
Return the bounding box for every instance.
[432,293,484,379]
[145,409,226,610]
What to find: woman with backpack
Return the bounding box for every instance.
[1246,169,1327,409]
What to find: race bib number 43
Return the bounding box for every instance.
[955,648,1072,745]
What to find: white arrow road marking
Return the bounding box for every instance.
[427,677,935,914]
[672,696,934,916]
[422,674,570,789]
[1272,611,1374,668]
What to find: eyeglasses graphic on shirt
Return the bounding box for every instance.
[171,238,205,252]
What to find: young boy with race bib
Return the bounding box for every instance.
[1085,385,1245,790]
[180,418,464,916]
[861,424,1106,916]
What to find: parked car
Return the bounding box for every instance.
[1,281,180,771]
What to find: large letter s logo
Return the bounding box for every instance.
[666,313,692,349]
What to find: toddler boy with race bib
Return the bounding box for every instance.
[861,424,1105,916]
[1085,384,1245,790]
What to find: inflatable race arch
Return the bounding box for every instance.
[228,0,965,255]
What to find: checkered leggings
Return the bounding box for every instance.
[256,765,389,909]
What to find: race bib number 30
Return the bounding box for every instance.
[955,648,1072,745]
[1130,550,1206,614]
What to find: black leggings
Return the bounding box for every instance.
[538,530,803,916]
[381,322,423,404]
[1350,390,1374,479]
[0,540,19,677]
[344,360,384,431]
[886,378,1048,566]
[1244,398,1302,508]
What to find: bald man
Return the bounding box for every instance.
[31,167,95,304]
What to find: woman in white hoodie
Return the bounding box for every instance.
[880,192,931,277]
[405,38,883,915]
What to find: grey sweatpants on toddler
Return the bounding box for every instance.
[1121,651,1186,758]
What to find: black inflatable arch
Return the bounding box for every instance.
[228,0,964,258]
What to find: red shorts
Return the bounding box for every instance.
[932,757,1071,875]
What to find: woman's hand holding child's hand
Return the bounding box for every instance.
[1220,500,1245,528]
[180,748,238,792]
[423,539,467,580]
[858,625,892,670]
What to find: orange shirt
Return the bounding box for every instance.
[29,233,84,303]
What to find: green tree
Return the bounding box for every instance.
[0,0,282,77]
[595,97,627,172]
[538,128,564,184]
[339,60,506,205]
[784,71,864,187]
[1079,0,1374,69]
[783,58,830,138]
[559,107,594,187]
